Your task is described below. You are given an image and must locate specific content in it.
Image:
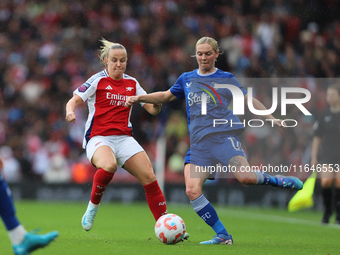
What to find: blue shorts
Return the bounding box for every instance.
[185,132,246,167]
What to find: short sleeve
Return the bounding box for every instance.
[313,112,325,137]
[313,119,323,137]
[170,74,185,99]
[73,77,99,101]
[229,74,247,96]
[135,80,147,106]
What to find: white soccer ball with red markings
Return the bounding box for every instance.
[155,213,186,245]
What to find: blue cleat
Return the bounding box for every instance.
[275,175,303,190]
[12,230,59,255]
[200,234,233,245]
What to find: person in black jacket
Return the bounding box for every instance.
[311,84,340,224]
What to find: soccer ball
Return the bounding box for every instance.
[154,213,186,245]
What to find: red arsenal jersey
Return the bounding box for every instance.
[74,70,147,148]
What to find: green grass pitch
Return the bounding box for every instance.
[1,201,339,255]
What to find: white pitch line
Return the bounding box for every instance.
[218,208,340,230]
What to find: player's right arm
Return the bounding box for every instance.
[311,117,324,166]
[65,94,83,123]
[125,89,177,106]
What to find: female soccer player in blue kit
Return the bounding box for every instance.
[125,37,303,245]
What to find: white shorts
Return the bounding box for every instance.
[85,135,144,167]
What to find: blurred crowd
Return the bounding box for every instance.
[0,0,339,183]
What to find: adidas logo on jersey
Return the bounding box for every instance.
[106,85,113,90]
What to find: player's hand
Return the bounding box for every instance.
[65,112,76,123]
[273,119,286,128]
[125,96,139,107]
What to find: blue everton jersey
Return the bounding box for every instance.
[170,68,247,143]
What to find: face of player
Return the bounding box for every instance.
[326,87,340,108]
[106,48,127,80]
[196,43,219,74]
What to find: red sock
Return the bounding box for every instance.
[143,180,167,221]
[90,169,114,204]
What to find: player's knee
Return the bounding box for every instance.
[96,160,117,173]
[186,186,201,200]
[141,172,157,185]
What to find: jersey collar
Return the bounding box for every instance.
[197,68,218,76]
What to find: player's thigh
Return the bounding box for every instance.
[335,177,340,188]
[319,169,334,179]
[184,163,206,200]
[320,166,340,187]
[123,151,156,185]
[115,136,144,167]
[332,165,340,188]
[92,145,117,173]
[319,166,335,187]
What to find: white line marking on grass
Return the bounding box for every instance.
[218,208,340,230]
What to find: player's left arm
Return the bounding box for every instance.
[245,94,284,128]
[134,75,177,115]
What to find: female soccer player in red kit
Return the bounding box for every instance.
[65,38,168,231]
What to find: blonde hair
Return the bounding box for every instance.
[99,38,127,66]
[195,37,219,53]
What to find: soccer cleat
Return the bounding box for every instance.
[181,232,189,241]
[12,230,59,255]
[200,234,233,245]
[82,202,99,231]
[275,175,303,190]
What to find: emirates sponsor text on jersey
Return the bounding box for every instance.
[106,92,127,106]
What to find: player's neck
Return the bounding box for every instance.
[198,67,216,75]
[109,75,123,80]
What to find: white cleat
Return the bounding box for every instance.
[182,232,189,241]
[82,201,99,231]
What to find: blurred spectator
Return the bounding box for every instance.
[168,141,188,173]
[25,134,50,179]
[0,146,21,182]
[43,153,71,183]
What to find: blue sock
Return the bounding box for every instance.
[190,194,228,236]
[0,174,20,230]
[254,170,278,186]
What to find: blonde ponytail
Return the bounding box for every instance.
[99,38,126,66]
